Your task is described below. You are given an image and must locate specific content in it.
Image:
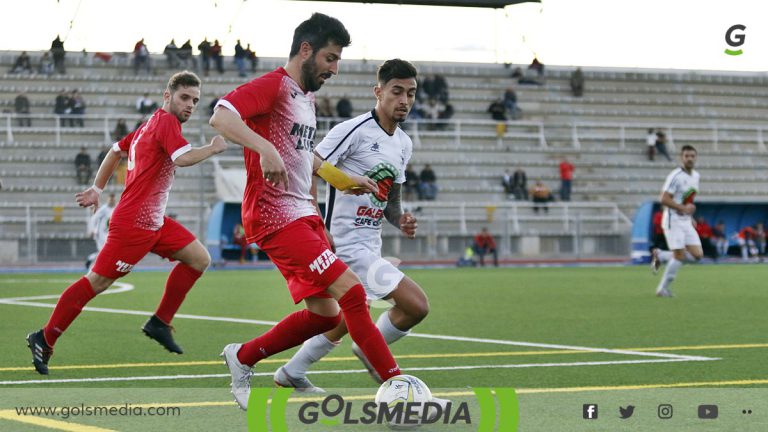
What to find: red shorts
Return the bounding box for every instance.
[258,216,348,304]
[92,216,197,279]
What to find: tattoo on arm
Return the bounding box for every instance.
[384,184,403,228]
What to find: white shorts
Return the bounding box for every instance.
[337,244,405,301]
[663,221,701,250]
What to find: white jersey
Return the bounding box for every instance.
[89,203,114,250]
[315,110,413,252]
[661,167,700,228]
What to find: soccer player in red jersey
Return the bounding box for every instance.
[210,13,401,410]
[26,71,227,375]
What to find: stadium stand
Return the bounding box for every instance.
[1,51,766,262]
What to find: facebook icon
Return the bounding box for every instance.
[583,404,598,419]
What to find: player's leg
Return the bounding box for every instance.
[275,299,348,393]
[656,227,685,297]
[145,217,209,354]
[26,228,143,374]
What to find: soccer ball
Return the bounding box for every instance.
[374,375,432,429]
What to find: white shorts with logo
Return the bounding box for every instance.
[337,243,405,301]
[663,220,701,250]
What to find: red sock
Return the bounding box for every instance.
[43,277,96,347]
[339,284,400,380]
[155,263,202,324]
[237,309,341,366]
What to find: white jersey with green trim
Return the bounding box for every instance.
[661,166,700,228]
[314,110,412,251]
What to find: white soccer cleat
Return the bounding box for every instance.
[655,288,674,298]
[351,343,383,384]
[220,343,252,410]
[273,366,326,393]
[650,248,661,275]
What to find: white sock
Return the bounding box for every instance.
[376,310,410,345]
[282,334,338,379]
[657,258,682,294]
[657,250,674,263]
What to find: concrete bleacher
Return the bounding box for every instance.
[1,50,767,261]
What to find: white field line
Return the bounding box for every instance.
[0,357,715,386]
[0,283,718,365]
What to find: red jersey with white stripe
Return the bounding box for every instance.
[217,67,317,243]
[110,109,191,231]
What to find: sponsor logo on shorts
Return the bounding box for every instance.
[115,260,134,273]
[309,249,337,275]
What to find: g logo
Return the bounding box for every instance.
[366,257,402,309]
[725,24,746,56]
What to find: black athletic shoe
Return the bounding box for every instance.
[26,330,53,375]
[141,315,183,354]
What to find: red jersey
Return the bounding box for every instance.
[652,211,663,235]
[738,227,756,239]
[559,161,574,180]
[218,68,317,243]
[110,109,190,231]
[695,221,712,238]
[474,233,497,250]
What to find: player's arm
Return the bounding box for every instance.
[209,106,289,188]
[384,184,417,239]
[659,191,694,215]
[174,135,227,167]
[76,149,121,210]
[311,154,378,195]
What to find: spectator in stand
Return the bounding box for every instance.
[421,74,437,101]
[336,95,353,118]
[503,88,521,120]
[733,226,758,262]
[11,51,32,74]
[51,35,66,74]
[316,96,334,118]
[54,89,70,127]
[650,209,668,252]
[198,38,211,76]
[754,222,766,258]
[164,39,179,69]
[232,223,250,263]
[570,67,584,97]
[712,220,728,257]
[530,180,553,214]
[655,130,672,161]
[438,102,454,129]
[68,89,86,127]
[234,40,247,77]
[433,74,449,104]
[512,167,528,201]
[646,128,657,161]
[74,146,92,185]
[208,96,220,117]
[96,145,110,170]
[472,227,498,267]
[210,39,224,74]
[403,164,419,201]
[424,98,444,130]
[136,92,158,115]
[177,40,196,70]
[695,217,717,260]
[488,98,507,121]
[502,169,513,198]
[529,57,544,76]
[14,92,31,127]
[559,157,574,201]
[246,43,258,72]
[112,119,129,141]
[38,52,54,76]
[133,38,150,75]
[418,164,438,200]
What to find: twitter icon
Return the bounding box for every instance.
[619,405,635,419]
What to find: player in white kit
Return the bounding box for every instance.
[85,193,116,270]
[651,145,702,297]
[274,59,428,391]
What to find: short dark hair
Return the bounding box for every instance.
[167,71,201,93]
[681,144,697,154]
[289,13,351,58]
[377,59,418,85]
